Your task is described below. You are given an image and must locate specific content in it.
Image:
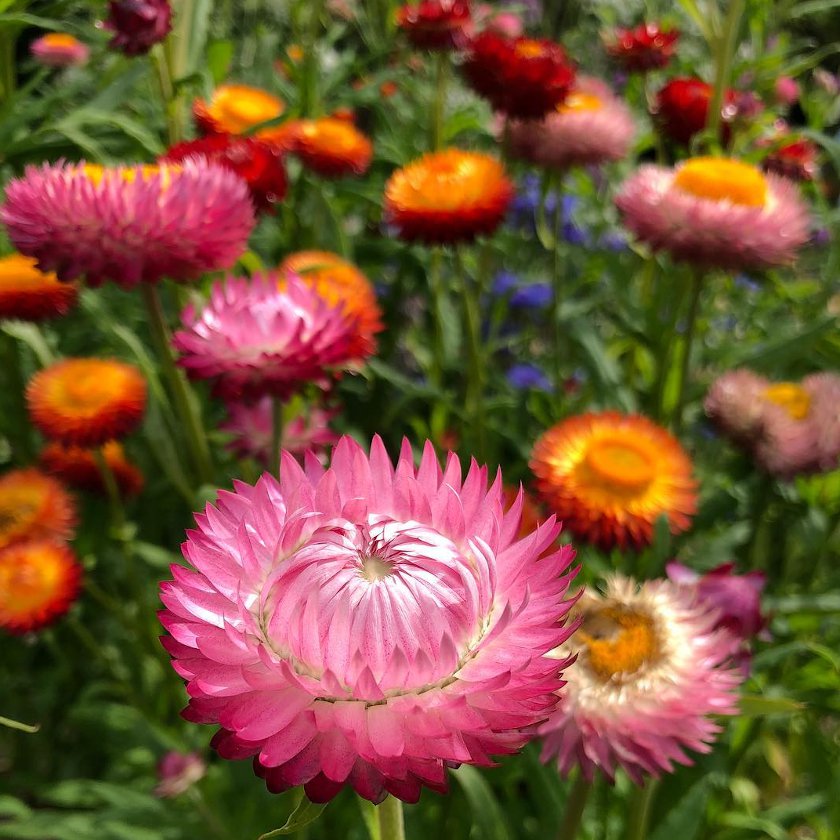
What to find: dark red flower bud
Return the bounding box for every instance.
[653,77,737,146]
[396,0,473,51]
[604,23,679,73]
[104,0,172,57]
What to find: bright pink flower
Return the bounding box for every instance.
[475,6,524,38]
[540,576,742,785]
[30,33,89,67]
[220,398,339,466]
[1,161,255,288]
[160,436,579,803]
[774,76,799,106]
[507,76,635,170]
[173,274,360,402]
[615,158,810,271]
[104,0,172,56]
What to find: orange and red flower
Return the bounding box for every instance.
[462,32,576,118]
[0,540,82,634]
[396,0,472,51]
[604,23,679,73]
[384,149,513,244]
[530,412,697,551]
[0,253,78,321]
[40,441,144,497]
[280,251,383,358]
[27,358,147,448]
[194,84,294,147]
[0,469,76,550]
[291,118,373,178]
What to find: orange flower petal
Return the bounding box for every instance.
[0,253,78,321]
[40,441,144,497]
[0,469,76,550]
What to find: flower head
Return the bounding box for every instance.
[384,149,513,244]
[615,157,810,271]
[540,575,742,784]
[280,250,383,358]
[194,84,290,144]
[162,135,288,213]
[292,118,373,178]
[0,253,78,321]
[653,77,736,146]
[30,33,89,67]
[220,398,339,467]
[604,23,679,73]
[761,134,819,182]
[0,469,76,550]
[1,161,255,288]
[27,358,147,448]
[396,0,472,51]
[155,752,207,798]
[160,436,578,803]
[507,363,552,392]
[0,540,82,634]
[104,0,172,56]
[40,441,144,497]
[462,32,576,119]
[174,274,362,402]
[530,411,697,552]
[507,76,635,170]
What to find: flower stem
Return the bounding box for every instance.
[551,175,566,399]
[625,779,659,840]
[92,448,127,536]
[431,51,449,150]
[705,0,745,149]
[556,774,592,840]
[672,269,705,436]
[271,398,284,475]
[141,285,214,486]
[376,795,405,840]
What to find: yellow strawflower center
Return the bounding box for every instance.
[0,492,41,547]
[558,92,602,113]
[82,164,177,187]
[673,157,768,207]
[763,382,811,420]
[42,33,81,49]
[0,545,64,614]
[585,437,655,492]
[514,40,547,59]
[579,607,659,680]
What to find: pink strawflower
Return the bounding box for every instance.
[155,751,207,798]
[540,575,742,785]
[475,5,524,38]
[173,274,361,402]
[160,436,579,803]
[615,157,810,271]
[774,76,800,106]
[1,161,255,288]
[30,33,89,67]
[507,76,635,171]
[220,398,339,466]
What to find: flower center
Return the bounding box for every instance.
[82,163,176,187]
[0,496,39,546]
[0,545,64,614]
[558,92,602,113]
[579,606,659,680]
[584,437,655,492]
[359,554,394,582]
[42,33,79,48]
[515,39,547,59]
[55,367,125,412]
[763,382,811,420]
[673,157,768,207]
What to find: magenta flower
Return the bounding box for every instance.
[173,274,362,402]
[104,0,172,56]
[160,436,579,803]
[616,157,810,271]
[540,576,741,785]
[1,161,255,289]
[220,397,339,466]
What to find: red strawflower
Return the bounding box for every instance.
[104,0,172,57]
[396,0,473,51]
[762,136,819,182]
[462,32,576,119]
[162,135,288,213]
[604,23,679,73]
[40,441,144,498]
[653,77,736,146]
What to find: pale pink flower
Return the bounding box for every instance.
[174,274,360,402]
[1,160,254,288]
[540,575,741,785]
[615,159,809,271]
[220,398,339,466]
[507,76,635,171]
[155,751,206,798]
[160,436,579,803]
[475,5,524,38]
[30,33,89,67]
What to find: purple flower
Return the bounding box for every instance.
[492,270,520,295]
[507,363,552,391]
[510,283,552,308]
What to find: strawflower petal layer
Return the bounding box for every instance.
[0,469,76,550]
[0,253,78,321]
[292,118,373,178]
[40,441,144,498]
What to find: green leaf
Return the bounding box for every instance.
[0,715,39,733]
[786,0,840,18]
[648,777,711,840]
[258,797,328,838]
[739,695,805,717]
[132,541,181,570]
[206,39,234,85]
[1,322,56,367]
[766,592,840,614]
[451,765,510,840]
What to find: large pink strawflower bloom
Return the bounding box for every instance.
[173,274,363,402]
[159,436,579,803]
[615,157,809,271]
[507,76,635,171]
[1,161,255,289]
[540,575,742,785]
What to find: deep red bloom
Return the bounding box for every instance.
[104,0,172,56]
[396,0,472,51]
[762,137,819,182]
[162,135,288,213]
[462,32,576,119]
[604,23,679,73]
[653,77,737,146]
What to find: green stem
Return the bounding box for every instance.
[0,332,34,463]
[271,398,284,475]
[92,448,127,535]
[458,249,487,461]
[705,0,745,149]
[151,44,182,145]
[300,0,325,115]
[556,774,592,840]
[550,176,565,399]
[672,269,705,436]
[431,51,449,150]
[376,795,405,840]
[428,248,447,387]
[0,28,16,107]
[141,285,214,486]
[625,779,659,840]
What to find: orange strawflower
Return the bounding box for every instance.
[40,441,144,497]
[0,469,76,550]
[530,412,697,551]
[194,84,294,147]
[0,540,82,633]
[292,118,373,178]
[27,358,147,447]
[383,149,514,244]
[0,253,78,321]
[280,251,383,358]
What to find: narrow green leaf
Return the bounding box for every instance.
[739,695,805,717]
[786,0,840,18]
[648,777,711,840]
[2,322,55,367]
[451,765,510,840]
[258,798,328,838]
[0,715,40,733]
